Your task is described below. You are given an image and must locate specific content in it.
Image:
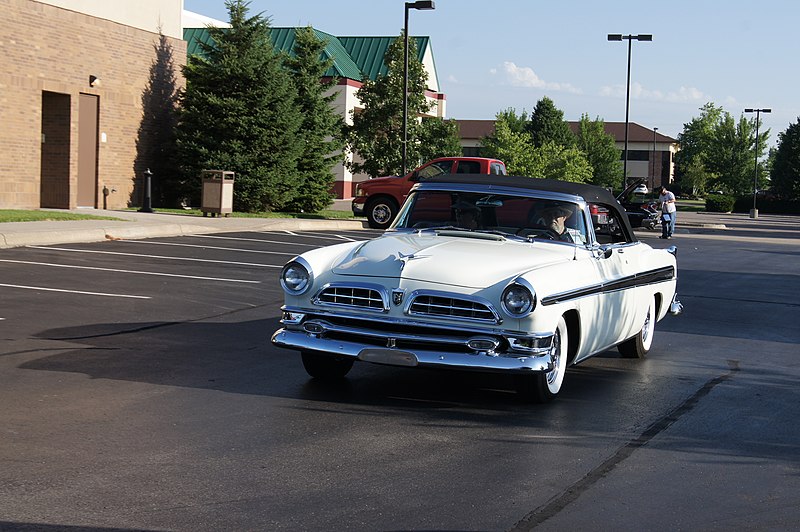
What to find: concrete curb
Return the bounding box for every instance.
[0,218,369,249]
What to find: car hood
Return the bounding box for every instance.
[358,175,401,189]
[331,232,574,288]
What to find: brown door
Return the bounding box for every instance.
[77,93,99,207]
[40,91,71,208]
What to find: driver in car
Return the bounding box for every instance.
[452,200,481,229]
[539,203,577,242]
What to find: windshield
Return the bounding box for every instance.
[393,190,588,245]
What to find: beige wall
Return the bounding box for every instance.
[38,0,183,39]
[0,0,186,209]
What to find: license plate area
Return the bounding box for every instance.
[358,348,418,367]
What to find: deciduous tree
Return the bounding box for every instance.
[575,114,622,189]
[675,103,769,196]
[345,33,458,177]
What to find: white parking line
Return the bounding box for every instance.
[185,234,317,246]
[119,240,297,255]
[0,283,150,299]
[0,259,260,283]
[26,246,281,268]
[266,230,365,242]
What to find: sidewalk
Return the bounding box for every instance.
[0,209,367,249]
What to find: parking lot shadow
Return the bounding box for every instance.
[25,317,639,415]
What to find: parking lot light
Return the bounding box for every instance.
[402,1,436,177]
[743,107,771,219]
[608,33,653,190]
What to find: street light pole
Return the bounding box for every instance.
[744,107,771,219]
[608,33,652,191]
[651,126,658,190]
[402,1,435,177]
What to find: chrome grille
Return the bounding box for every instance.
[315,285,385,310]
[408,294,498,322]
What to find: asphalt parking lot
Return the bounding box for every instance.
[1,218,799,531]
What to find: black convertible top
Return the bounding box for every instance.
[419,174,635,241]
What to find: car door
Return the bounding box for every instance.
[580,213,643,357]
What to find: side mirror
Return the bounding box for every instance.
[409,171,420,182]
[594,245,614,259]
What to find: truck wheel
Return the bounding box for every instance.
[365,197,398,229]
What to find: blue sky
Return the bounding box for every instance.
[184,0,799,143]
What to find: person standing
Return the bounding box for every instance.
[659,186,677,238]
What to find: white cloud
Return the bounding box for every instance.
[494,61,582,94]
[600,82,710,103]
[447,74,459,84]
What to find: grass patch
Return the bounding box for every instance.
[677,199,706,213]
[0,210,123,223]
[127,207,360,220]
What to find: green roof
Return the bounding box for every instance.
[183,27,435,85]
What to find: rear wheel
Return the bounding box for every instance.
[516,317,569,403]
[618,296,656,358]
[301,351,354,380]
[365,197,398,229]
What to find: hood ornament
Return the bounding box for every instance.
[392,289,405,306]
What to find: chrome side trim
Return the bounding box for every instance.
[541,266,675,306]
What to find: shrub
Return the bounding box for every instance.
[733,196,800,214]
[705,194,735,213]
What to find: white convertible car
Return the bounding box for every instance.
[272,175,682,402]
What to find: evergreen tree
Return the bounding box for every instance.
[526,96,576,148]
[770,118,800,199]
[345,33,454,177]
[284,26,345,212]
[135,32,181,207]
[575,114,622,189]
[177,0,302,212]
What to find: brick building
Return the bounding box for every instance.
[0,0,186,209]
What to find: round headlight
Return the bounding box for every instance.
[502,283,535,316]
[281,261,312,294]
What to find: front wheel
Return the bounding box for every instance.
[516,316,569,403]
[301,351,354,380]
[365,197,398,229]
[618,296,656,358]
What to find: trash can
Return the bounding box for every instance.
[200,170,235,217]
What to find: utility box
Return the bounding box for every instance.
[200,170,235,217]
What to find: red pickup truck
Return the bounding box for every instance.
[351,157,507,228]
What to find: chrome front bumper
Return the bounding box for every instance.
[271,328,556,373]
